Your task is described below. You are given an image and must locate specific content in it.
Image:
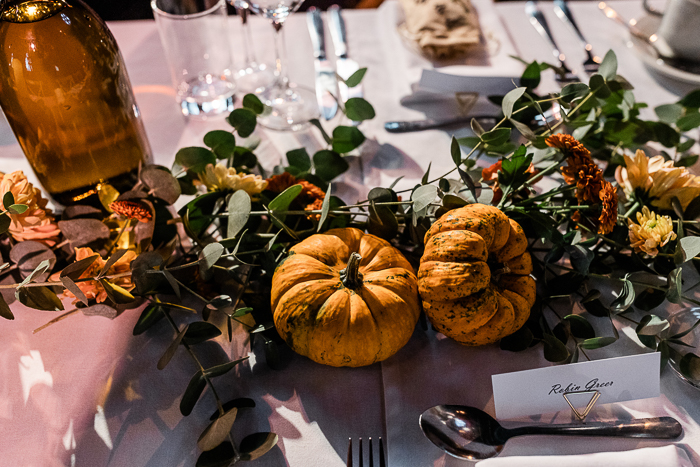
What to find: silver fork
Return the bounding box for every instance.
[346,437,386,467]
[553,0,601,74]
[525,1,578,83]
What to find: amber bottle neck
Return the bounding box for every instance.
[1,0,67,23]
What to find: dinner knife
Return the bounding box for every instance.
[385,115,498,133]
[328,5,363,103]
[307,8,338,120]
[525,1,578,82]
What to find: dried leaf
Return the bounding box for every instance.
[198,408,238,452]
[99,279,136,304]
[158,324,188,370]
[60,276,88,306]
[58,219,110,247]
[239,432,279,461]
[17,286,64,311]
[180,370,206,416]
[98,249,128,279]
[60,254,100,281]
[9,241,56,281]
[0,294,14,320]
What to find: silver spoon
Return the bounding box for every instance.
[419,405,683,461]
[599,2,700,74]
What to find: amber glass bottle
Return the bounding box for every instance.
[0,0,151,205]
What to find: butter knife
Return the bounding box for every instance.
[328,5,362,103]
[307,8,338,120]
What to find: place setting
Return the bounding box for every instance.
[3,0,700,466]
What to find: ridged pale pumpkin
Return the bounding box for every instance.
[271,228,421,367]
[418,204,535,346]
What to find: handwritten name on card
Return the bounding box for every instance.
[492,353,660,419]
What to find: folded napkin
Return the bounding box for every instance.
[475,445,693,467]
[398,0,481,60]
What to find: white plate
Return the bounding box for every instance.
[629,15,700,85]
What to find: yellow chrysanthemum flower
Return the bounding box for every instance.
[628,206,677,257]
[615,149,700,210]
[198,163,267,195]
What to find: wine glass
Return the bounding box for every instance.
[229,0,276,94]
[246,0,319,131]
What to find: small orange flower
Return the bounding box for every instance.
[50,247,137,304]
[482,161,502,182]
[265,172,326,219]
[304,198,324,221]
[546,134,590,157]
[0,171,60,246]
[110,200,152,223]
[597,182,618,234]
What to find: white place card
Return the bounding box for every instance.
[492,353,661,419]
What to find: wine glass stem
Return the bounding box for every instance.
[272,22,290,89]
[240,8,258,67]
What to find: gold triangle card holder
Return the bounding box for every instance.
[563,389,601,423]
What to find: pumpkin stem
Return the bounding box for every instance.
[340,252,364,288]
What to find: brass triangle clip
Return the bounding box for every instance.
[563,389,601,423]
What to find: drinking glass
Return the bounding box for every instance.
[247,0,319,131]
[230,1,277,94]
[152,0,236,118]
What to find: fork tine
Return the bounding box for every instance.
[369,437,373,467]
[379,437,386,467]
[359,438,363,467]
[347,438,352,467]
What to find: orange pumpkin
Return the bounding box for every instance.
[418,204,535,345]
[271,228,421,367]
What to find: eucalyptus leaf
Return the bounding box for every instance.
[609,278,635,314]
[8,204,28,214]
[175,147,216,173]
[204,356,249,378]
[0,213,10,234]
[158,324,188,370]
[679,237,700,262]
[344,67,367,87]
[184,321,222,345]
[239,432,279,461]
[542,333,570,363]
[313,150,349,182]
[98,249,128,279]
[0,294,14,320]
[560,82,590,103]
[318,183,332,232]
[563,314,596,339]
[655,103,684,123]
[598,49,618,80]
[309,118,332,144]
[502,87,526,118]
[579,336,617,349]
[60,276,88,306]
[198,407,238,452]
[58,219,110,247]
[180,370,206,416]
[636,314,670,336]
[268,184,303,216]
[510,118,536,141]
[242,93,264,114]
[162,269,181,300]
[411,185,438,212]
[3,192,14,209]
[666,268,683,304]
[140,165,181,204]
[199,243,225,276]
[196,442,235,467]
[332,126,365,153]
[10,241,56,281]
[133,305,165,335]
[227,108,257,138]
[227,190,251,239]
[17,286,64,311]
[286,148,312,171]
[451,136,461,167]
[345,97,375,121]
[99,279,136,304]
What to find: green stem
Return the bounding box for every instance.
[623,200,642,219]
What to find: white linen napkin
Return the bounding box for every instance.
[475,445,693,467]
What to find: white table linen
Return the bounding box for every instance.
[1,1,700,466]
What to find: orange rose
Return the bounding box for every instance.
[0,171,60,246]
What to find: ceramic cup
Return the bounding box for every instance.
[654,0,700,60]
